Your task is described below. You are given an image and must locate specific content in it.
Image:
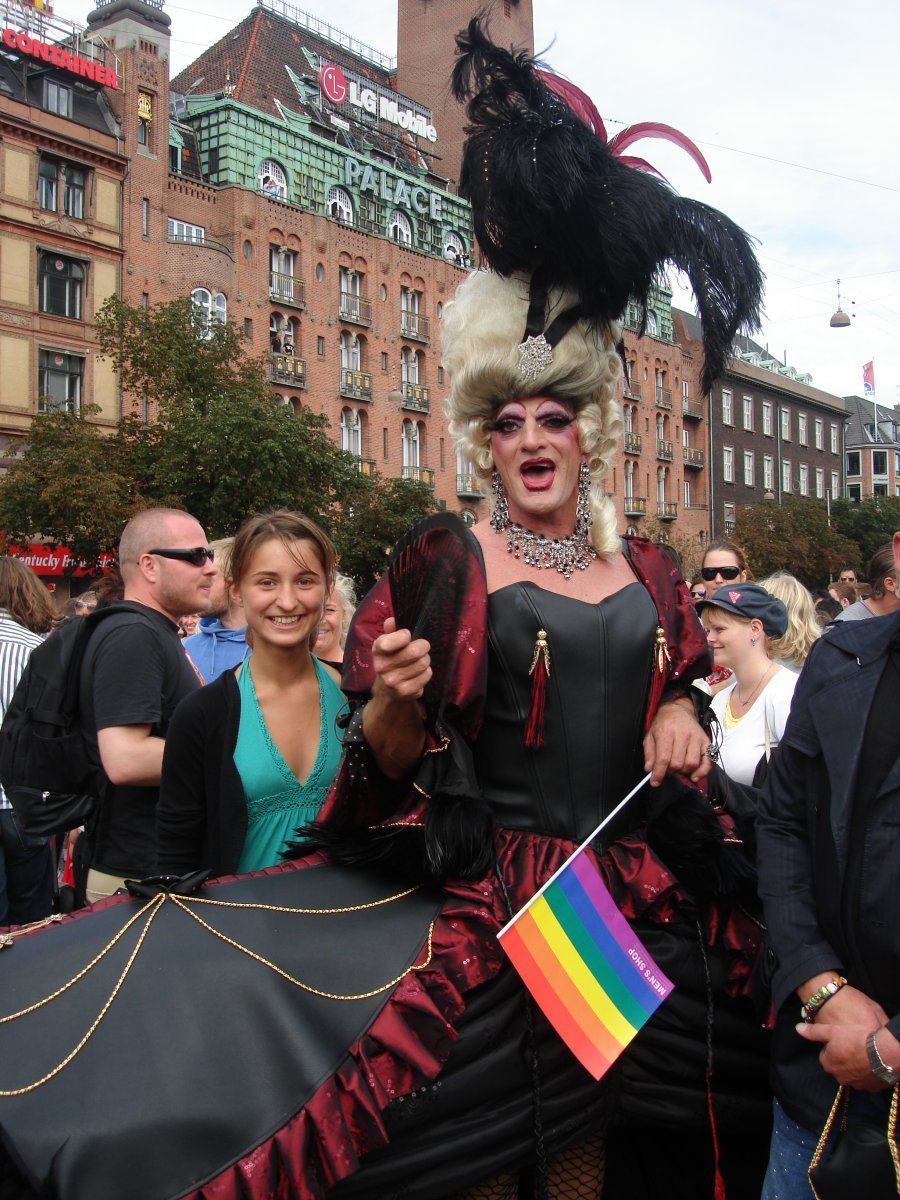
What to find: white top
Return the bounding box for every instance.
[710,665,798,786]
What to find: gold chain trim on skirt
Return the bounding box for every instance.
[0,885,433,1096]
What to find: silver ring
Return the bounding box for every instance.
[704,746,717,760]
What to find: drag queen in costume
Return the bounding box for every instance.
[0,21,770,1200]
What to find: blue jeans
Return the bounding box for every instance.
[761,1091,889,1199]
[0,808,55,927]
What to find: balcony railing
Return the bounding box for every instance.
[655,387,672,409]
[268,354,306,387]
[400,383,430,414]
[684,500,709,510]
[269,272,306,308]
[657,501,678,520]
[339,292,372,325]
[457,473,485,498]
[354,457,377,478]
[624,431,642,455]
[623,496,647,517]
[624,378,642,400]
[682,397,704,420]
[656,439,674,461]
[683,446,705,468]
[402,465,435,490]
[340,370,373,401]
[400,311,430,343]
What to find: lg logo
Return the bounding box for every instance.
[319,63,347,104]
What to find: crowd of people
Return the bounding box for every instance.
[1,19,899,1200]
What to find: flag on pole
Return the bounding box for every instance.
[863,361,875,397]
[497,775,673,1080]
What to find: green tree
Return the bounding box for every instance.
[0,407,137,568]
[331,475,439,592]
[733,497,858,588]
[830,497,900,570]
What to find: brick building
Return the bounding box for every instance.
[842,393,900,502]
[0,0,125,456]
[675,311,847,539]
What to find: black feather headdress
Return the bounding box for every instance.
[451,18,763,392]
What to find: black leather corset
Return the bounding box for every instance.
[473,581,656,841]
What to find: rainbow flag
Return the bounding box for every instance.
[498,776,673,1080]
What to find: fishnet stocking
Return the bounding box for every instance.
[452,1133,605,1200]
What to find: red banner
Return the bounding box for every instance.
[4,544,114,577]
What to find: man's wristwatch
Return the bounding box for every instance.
[865,1029,900,1085]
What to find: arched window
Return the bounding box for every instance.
[327,186,353,224]
[340,407,361,456]
[657,466,667,505]
[624,460,634,498]
[388,209,412,245]
[401,418,419,472]
[443,231,466,265]
[400,346,419,386]
[340,331,361,371]
[257,160,287,199]
[191,287,226,336]
[646,309,659,337]
[655,412,665,439]
[623,404,633,433]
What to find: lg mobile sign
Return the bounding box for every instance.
[319,62,437,143]
[2,28,119,88]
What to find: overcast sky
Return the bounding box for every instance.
[71,0,900,405]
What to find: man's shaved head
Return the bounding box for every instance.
[119,509,193,581]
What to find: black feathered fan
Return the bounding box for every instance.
[387,511,471,723]
[451,18,764,391]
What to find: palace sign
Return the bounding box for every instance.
[1,28,119,89]
[344,157,442,221]
[319,63,437,142]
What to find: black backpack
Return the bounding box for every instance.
[0,603,151,836]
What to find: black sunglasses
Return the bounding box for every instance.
[148,547,215,567]
[691,589,707,599]
[701,565,741,582]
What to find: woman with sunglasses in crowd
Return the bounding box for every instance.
[156,509,344,878]
[698,540,751,689]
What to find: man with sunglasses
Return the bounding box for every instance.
[75,508,216,904]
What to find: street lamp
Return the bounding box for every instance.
[829,279,852,328]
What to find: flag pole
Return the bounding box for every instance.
[498,772,651,937]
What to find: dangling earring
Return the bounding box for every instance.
[490,470,510,532]
[574,461,594,541]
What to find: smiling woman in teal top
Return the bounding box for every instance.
[158,510,345,878]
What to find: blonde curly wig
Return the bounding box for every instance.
[441,271,624,559]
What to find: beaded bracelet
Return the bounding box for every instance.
[800,976,848,1023]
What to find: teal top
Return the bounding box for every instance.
[233,656,344,874]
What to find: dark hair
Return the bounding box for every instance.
[230,509,336,591]
[702,538,749,575]
[830,581,858,605]
[867,543,898,598]
[0,556,56,634]
[814,595,841,623]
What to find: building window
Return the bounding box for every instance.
[799,463,809,495]
[815,468,824,498]
[169,144,180,173]
[327,185,353,224]
[683,478,692,507]
[141,197,150,237]
[191,287,226,335]
[388,209,412,246]
[443,231,467,266]
[848,483,862,502]
[43,79,72,118]
[782,460,792,493]
[269,245,300,301]
[814,418,824,450]
[401,287,424,338]
[798,413,808,445]
[723,445,734,483]
[340,407,362,456]
[38,253,83,319]
[781,408,791,441]
[742,395,753,430]
[762,401,773,436]
[830,423,838,454]
[339,267,363,319]
[168,218,205,244]
[339,331,360,372]
[873,450,888,476]
[831,471,840,500]
[743,450,754,487]
[243,318,252,338]
[137,91,153,147]
[763,455,774,492]
[721,389,733,425]
[401,418,420,470]
[724,503,735,536]
[258,160,287,200]
[38,349,83,414]
[38,157,58,210]
[646,310,659,337]
[317,336,325,356]
[846,451,861,476]
[400,346,420,385]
